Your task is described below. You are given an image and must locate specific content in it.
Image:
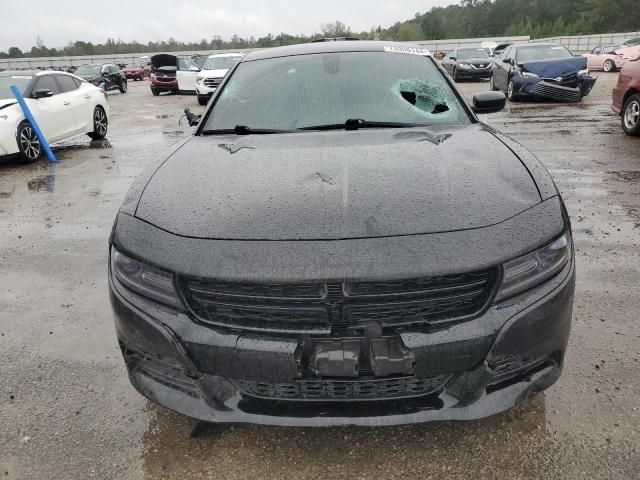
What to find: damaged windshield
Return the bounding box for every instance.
[75,65,102,75]
[204,56,243,70]
[203,51,470,132]
[457,48,490,59]
[516,45,574,63]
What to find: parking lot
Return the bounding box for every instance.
[1,73,639,479]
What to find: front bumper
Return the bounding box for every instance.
[516,75,597,102]
[456,67,492,79]
[195,84,217,96]
[110,254,575,426]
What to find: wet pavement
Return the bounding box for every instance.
[1,75,639,479]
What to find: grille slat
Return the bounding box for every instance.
[235,374,451,401]
[183,269,497,333]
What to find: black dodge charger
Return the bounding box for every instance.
[109,41,575,426]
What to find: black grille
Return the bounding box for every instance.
[235,374,451,401]
[182,269,498,334]
[203,77,223,88]
[531,81,582,102]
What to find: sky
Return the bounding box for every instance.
[0,0,457,51]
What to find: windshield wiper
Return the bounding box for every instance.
[299,119,431,131]
[201,125,294,136]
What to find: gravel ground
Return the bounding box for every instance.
[1,72,639,480]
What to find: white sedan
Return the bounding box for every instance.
[0,70,110,163]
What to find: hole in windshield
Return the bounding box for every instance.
[202,52,470,133]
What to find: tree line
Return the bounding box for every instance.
[2,0,639,59]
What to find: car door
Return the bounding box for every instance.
[176,57,200,92]
[28,74,76,142]
[586,47,601,69]
[55,74,91,133]
[492,46,510,91]
[110,65,123,88]
[442,51,455,75]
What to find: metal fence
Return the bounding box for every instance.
[533,32,640,53]
[413,36,530,53]
[1,31,639,69]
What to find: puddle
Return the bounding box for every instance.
[27,164,57,193]
[608,171,640,183]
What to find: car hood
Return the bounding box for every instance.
[77,74,100,81]
[520,57,587,77]
[0,99,18,110]
[134,125,542,240]
[459,57,491,64]
[198,68,230,78]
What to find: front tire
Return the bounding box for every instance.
[622,93,640,136]
[452,68,459,82]
[507,79,519,101]
[119,80,127,94]
[197,95,209,106]
[603,60,616,73]
[88,106,108,140]
[151,88,159,96]
[16,121,41,163]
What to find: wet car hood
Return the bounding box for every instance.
[458,57,491,65]
[134,125,542,240]
[520,57,587,77]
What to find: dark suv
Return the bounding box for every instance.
[75,63,127,93]
[110,41,574,427]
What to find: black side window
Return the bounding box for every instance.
[34,76,61,96]
[56,75,79,93]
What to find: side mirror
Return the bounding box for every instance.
[189,66,200,72]
[184,107,201,127]
[503,58,513,65]
[472,91,506,114]
[449,56,457,61]
[34,88,54,99]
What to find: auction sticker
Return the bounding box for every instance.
[384,46,431,56]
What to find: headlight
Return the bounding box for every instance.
[110,247,183,308]
[578,68,589,76]
[458,63,472,69]
[520,71,539,79]
[495,232,572,303]
[196,78,204,85]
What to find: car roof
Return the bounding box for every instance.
[242,41,430,62]
[0,70,40,76]
[514,43,564,49]
[207,52,244,58]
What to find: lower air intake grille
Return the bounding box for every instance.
[235,375,451,401]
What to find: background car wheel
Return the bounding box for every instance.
[88,106,108,140]
[16,121,41,163]
[622,94,640,136]
[151,88,159,96]
[452,68,459,82]
[507,80,519,101]
[603,60,616,73]
[119,81,127,94]
[197,96,208,106]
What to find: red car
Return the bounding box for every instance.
[612,57,640,135]
[149,54,178,96]
[122,63,147,81]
